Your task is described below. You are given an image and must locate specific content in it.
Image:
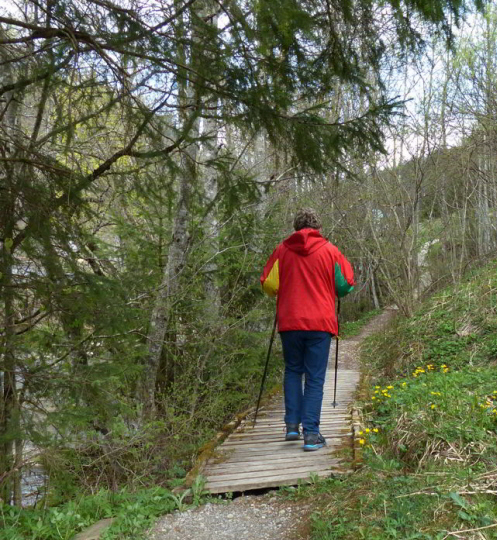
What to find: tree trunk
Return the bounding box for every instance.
[142,9,203,418]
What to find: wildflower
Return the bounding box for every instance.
[373,428,379,433]
[374,390,379,394]
[372,397,376,400]
[387,385,394,389]
[359,439,365,445]
[431,404,436,409]
[365,428,370,433]
[402,382,407,387]
[375,386,380,389]
[358,431,363,435]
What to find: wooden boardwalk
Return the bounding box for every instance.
[201,369,360,494]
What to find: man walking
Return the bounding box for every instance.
[260,209,354,451]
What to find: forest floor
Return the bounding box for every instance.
[148,309,395,540]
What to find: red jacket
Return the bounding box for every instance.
[260,229,354,334]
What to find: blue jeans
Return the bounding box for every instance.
[279,331,332,434]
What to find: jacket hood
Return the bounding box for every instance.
[283,228,327,256]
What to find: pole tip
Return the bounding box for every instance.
[332,401,338,408]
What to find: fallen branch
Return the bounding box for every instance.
[443,522,497,539]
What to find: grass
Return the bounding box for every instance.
[0,476,212,540]
[282,261,497,539]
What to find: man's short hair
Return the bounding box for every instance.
[293,208,321,231]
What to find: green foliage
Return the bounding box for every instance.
[362,259,497,378]
[364,367,497,467]
[0,488,176,540]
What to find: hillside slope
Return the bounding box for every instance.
[298,261,497,539]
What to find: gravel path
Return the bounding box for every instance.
[149,493,311,540]
[148,309,395,540]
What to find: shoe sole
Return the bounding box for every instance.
[285,432,300,441]
[303,443,326,451]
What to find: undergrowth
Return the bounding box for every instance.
[286,261,497,539]
[0,477,211,540]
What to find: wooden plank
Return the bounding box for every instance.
[221,436,350,450]
[249,420,349,426]
[210,450,342,462]
[227,428,349,440]
[206,455,341,468]
[205,470,338,494]
[206,458,341,473]
[204,462,340,480]
[214,446,341,460]
[249,413,350,421]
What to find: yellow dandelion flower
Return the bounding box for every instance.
[387,385,394,389]
[365,428,370,433]
[358,431,363,435]
[373,428,379,433]
[372,396,376,400]
[359,439,365,445]
[402,382,407,387]
[431,404,436,409]
[375,386,380,389]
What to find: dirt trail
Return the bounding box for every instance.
[148,309,396,540]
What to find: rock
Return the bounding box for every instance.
[73,518,114,540]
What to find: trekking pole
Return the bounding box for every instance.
[332,299,341,408]
[253,310,278,427]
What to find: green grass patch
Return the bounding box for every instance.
[0,477,212,540]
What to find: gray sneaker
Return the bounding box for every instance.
[285,423,301,441]
[303,432,326,451]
